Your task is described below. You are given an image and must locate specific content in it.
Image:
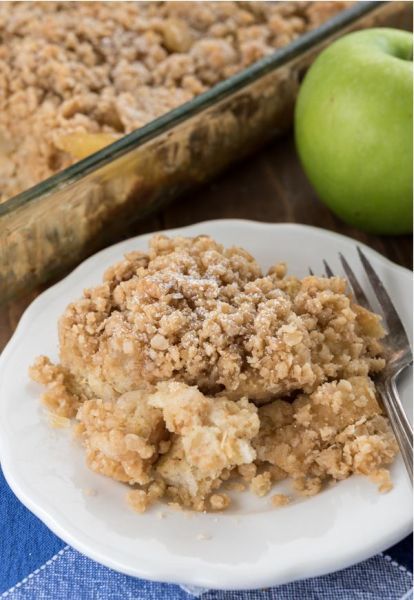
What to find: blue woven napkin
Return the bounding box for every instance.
[1,467,412,599]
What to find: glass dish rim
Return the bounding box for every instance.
[0,0,383,217]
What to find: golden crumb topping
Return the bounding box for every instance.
[30,234,397,512]
[0,1,351,201]
[56,234,385,406]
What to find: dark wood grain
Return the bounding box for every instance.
[1,133,411,352]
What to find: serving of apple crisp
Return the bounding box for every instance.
[29,234,398,513]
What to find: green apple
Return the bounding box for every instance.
[295,28,413,234]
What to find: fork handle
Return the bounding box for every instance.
[377,376,413,485]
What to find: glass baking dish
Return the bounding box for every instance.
[0,1,411,303]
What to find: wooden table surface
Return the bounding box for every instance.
[1,133,412,352]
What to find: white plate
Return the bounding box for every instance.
[0,220,412,591]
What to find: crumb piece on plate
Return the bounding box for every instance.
[238,463,257,482]
[250,472,272,497]
[271,494,291,508]
[196,533,212,541]
[29,356,80,418]
[209,493,231,511]
[47,412,71,429]
[369,469,393,493]
[293,478,323,497]
[127,490,151,514]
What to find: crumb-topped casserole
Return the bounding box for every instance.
[0,1,351,202]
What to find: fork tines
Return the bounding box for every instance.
[312,249,411,351]
[356,247,410,346]
[338,253,371,310]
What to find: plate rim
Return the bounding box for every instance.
[0,219,412,590]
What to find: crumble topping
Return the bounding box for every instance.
[0,1,351,202]
[30,234,397,512]
[51,234,385,407]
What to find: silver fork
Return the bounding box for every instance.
[316,247,413,484]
